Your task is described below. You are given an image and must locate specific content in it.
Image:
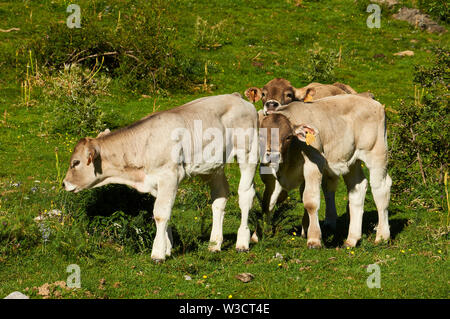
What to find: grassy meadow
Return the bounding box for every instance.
[0,0,448,299]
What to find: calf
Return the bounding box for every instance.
[259,94,391,248]
[245,78,375,234]
[63,93,259,261]
[244,78,362,115]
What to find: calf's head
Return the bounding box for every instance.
[62,137,103,193]
[259,113,318,166]
[245,78,316,115]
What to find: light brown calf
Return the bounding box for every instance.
[244,78,367,116]
[258,94,391,248]
[63,94,259,261]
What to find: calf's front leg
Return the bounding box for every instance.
[151,174,178,262]
[302,160,322,249]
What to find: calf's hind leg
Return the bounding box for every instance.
[343,161,368,247]
[236,162,256,251]
[364,145,391,243]
[207,170,229,252]
[368,164,391,243]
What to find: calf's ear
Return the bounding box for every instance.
[357,91,375,100]
[86,141,100,166]
[294,87,316,102]
[293,124,318,145]
[96,128,111,138]
[244,87,262,103]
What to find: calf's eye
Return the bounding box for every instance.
[72,160,80,168]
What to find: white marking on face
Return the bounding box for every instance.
[63,181,77,192]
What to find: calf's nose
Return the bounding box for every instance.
[265,101,280,109]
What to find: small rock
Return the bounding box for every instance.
[274,252,283,259]
[235,273,255,283]
[394,50,414,56]
[4,291,29,299]
[393,7,447,34]
[299,266,312,271]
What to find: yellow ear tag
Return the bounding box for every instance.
[303,94,314,103]
[305,132,315,145]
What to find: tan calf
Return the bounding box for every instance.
[259,94,391,248]
[63,93,259,261]
[244,78,366,115]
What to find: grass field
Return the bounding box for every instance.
[0,0,448,299]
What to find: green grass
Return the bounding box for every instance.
[0,0,448,299]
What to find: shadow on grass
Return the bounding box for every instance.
[84,184,155,218]
[77,185,408,254]
[322,207,408,247]
[269,201,408,248]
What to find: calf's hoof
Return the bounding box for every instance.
[343,238,358,248]
[236,227,250,251]
[250,232,259,243]
[375,229,390,244]
[374,235,390,245]
[236,247,249,253]
[208,242,222,253]
[152,257,165,264]
[307,239,322,249]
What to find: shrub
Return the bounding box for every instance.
[417,0,449,24]
[28,0,199,94]
[389,48,449,209]
[193,16,229,50]
[303,49,338,83]
[42,64,112,136]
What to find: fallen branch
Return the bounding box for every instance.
[124,51,140,62]
[73,51,119,64]
[67,49,88,63]
[0,27,20,32]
